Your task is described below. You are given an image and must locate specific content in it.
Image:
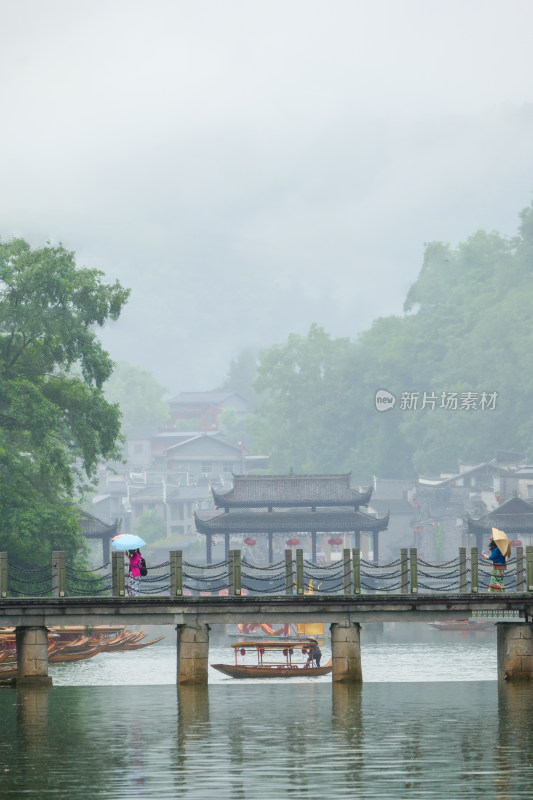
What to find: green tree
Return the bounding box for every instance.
[250,324,354,472]
[134,509,166,544]
[0,237,129,567]
[104,361,169,435]
[217,348,258,408]
[249,198,533,480]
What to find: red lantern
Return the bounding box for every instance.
[328,537,343,546]
[244,538,256,546]
[510,540,522,547]
[240,648,246,656]
[302,648,307,654]
[286,538,300,547]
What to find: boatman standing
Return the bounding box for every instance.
[306,637,322,667]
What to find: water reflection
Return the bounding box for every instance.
[3,680,533,799]
[17,685,50,749]
[332,684,364,791]
[495,682,533,800]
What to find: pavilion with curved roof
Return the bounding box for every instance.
[194,472,389,564]
[466,496,533,552]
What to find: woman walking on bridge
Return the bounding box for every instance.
[127,549,142,596]
[482,527,510,593]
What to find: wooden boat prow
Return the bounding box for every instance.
[211,639,332,679]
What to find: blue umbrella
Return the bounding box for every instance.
[111,533,146,551]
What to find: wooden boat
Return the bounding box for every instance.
[211,640,333,679]
[428,620,494,631]
[0,624,163,666]
[0,665,16,681]
[49,645,106,663]
[118,636,165,650]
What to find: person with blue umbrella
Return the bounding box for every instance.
[111,534,146,596]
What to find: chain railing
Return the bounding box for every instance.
[1,546,532,598]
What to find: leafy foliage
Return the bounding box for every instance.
[250,199,533,479]
[104,361,169,435]
[217,349,259,409]
[134,509,167,544]
[0,238,129,566]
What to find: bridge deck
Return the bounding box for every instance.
[1,592,531,627]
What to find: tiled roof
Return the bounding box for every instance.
[212,473,372,507]
[466,512,533,533]
[78,509,119,537]
[466,499,533,533]
[194,509,389,534]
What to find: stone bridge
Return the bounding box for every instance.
[1,547,533,686]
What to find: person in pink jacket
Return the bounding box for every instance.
[127,549,142,596]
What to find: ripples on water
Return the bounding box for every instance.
[1,625,533,799]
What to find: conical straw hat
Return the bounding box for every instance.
[491,527,511,558]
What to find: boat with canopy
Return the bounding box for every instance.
[211,640,332,679]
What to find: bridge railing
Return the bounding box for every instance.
[1,546,533,598]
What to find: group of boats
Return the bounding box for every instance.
[1,617,496,683]
[0,625,164,680]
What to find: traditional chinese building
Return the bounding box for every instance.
[466,496,533,552]
[78,509,120,564]
[194,472,389,564]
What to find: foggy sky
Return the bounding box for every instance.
[1,0,533,392]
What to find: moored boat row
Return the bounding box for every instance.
[0,625,164,679]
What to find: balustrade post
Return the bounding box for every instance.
[111,551,125,597]
[526,546,533,592]
[52,551,66,598]
[296,549,304,595]
[233,550,241,596]
[170,550,183,597]
[515,546,524,592]
[459,547,467,594]
[343,548,352,595]
[409,548,418,594]
[352,548,361,594]
[0,552,7,598]
[400,548,408,594]
[228,549,234,595]
[285,550,293,595]
[470,547,478,593]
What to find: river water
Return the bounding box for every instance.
[1,623,533,799]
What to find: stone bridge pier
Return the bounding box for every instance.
[497,622,533,681]
[176,623,210,685]
[330,622,362,683]
[15,626,52,687]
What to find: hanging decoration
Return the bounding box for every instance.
[243,538,256,546]
[286,538,300,547]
